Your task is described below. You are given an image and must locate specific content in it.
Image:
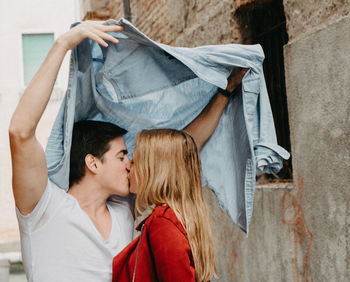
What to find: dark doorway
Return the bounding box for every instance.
[235,0,292,182]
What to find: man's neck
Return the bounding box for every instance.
[68,177,113,240]
[68,177,110,216]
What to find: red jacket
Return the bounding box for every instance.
[112,205,195,282]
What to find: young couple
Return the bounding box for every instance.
[9,22,247,281]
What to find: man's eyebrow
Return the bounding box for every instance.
[116,149,128,156]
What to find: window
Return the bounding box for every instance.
[22,33,54,85]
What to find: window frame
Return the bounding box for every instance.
[19,29,58,92]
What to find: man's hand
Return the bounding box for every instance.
[226,67,249,92]
[57,21,124,51]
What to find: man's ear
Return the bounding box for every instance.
[85,154,100,174]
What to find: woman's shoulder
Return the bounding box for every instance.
[147,205,187,236]
[151,205,177,221]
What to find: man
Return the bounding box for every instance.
[9,21,246,281]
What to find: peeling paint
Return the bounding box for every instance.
[282,177,313,282]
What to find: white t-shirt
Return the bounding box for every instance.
[16,180,134,282]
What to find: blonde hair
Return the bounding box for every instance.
[133,129,216,282]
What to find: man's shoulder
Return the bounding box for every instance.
[16,178,71,232]
[46,179,73,204]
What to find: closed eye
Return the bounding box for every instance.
[116,149,128,161]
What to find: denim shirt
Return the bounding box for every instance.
[45,19,290,234]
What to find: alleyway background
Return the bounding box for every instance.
[1,0,349,281]
[80,1,350,281]
[0,0,80,280]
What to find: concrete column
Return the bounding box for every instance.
[0,254,10,282]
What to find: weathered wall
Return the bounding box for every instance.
[283,12,350,282]
[80,1,350,281]
[283,0,350,42]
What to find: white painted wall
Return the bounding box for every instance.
[0,0,81,243]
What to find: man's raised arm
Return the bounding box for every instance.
[184,67,248,150]
[9,22,123,215]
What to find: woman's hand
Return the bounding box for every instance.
[226,67,249,92]
[56,21,124,52]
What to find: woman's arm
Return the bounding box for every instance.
[183,67,248,150]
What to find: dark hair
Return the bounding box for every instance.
[69,120,127,187]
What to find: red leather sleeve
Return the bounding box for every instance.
[148,217,196,282]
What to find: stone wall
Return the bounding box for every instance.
[284,0,350,41]
[80,1,350,281]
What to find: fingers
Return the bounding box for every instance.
[58,21,124,51]
[226,67,249,92]
[237,68,248,82]
[81,21,123,47]
[240,68,249,78]
[87,21,124,32]
[94,29,120,45]
[100,24,124,32]
[235,67,248,74]
[229,67,248,79]
[86,31,109,47]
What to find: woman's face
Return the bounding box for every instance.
[128,152,138,193]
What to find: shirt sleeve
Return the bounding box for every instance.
[16,179,63,233]
[148,217,196,282]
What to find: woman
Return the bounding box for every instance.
[112,129,216,282]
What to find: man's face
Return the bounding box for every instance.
[98,137,131,196]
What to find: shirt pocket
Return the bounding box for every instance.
[242,78,260,127]
[243,78,260,94]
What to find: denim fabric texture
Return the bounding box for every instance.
[45,18,290,234]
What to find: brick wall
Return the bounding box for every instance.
[129,0,173,44]
[81,0,350,43]
[81,0,248,46]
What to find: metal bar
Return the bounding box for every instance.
[123,0,132,22]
